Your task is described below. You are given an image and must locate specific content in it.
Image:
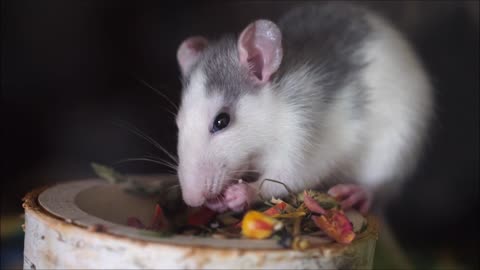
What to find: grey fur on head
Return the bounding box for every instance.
[202,35,260,105]
[182,2,373,114]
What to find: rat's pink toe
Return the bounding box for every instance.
[359,199,371,215]
[224,183,254,212]
[328,184,356,198]
[328,184,372,215]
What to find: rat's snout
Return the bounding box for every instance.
[178,168,205,207]
[178,162,221,207]
[181,183,206,207]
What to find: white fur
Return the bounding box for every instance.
[354,14,433,191]
[176,70,227,206]
[177,11,433,206]
[253,13,434,198]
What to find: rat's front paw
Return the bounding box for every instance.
[328,184,372,215]
[205,198,229,213]
[224,183,256,212]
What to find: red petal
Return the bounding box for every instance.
[234,221,242,228]
[303,191,327,215]
[250,219,274,231]
[127,217,146,229]
[187,207,217,226]
[150,204,167,230]
[263,202,287,216]
[333,211,354,233]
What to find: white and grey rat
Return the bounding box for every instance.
[174,2,433,214]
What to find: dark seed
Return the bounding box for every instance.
[276,229,293,249]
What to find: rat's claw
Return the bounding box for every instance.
[224,183,255,213]
[328,184,372,215]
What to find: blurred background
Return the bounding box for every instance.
[1,1,478,269]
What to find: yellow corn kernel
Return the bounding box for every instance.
[241,210,283,239]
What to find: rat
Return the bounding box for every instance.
[174,2,433,215]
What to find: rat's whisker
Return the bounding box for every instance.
[115,158,177,172]
[144,154,178,170]
[163,108,178,119]
[165,184,180,193]
[216,193,225,202]
[229,169,261,175]
[135,77,179,111]
[114,120,179,164]
[114,158,178,171]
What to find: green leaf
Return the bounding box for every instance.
[318,201,337,210]
[91,163,129,184]
[359,222,368,233]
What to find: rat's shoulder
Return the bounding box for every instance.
[273,2,374,101]
[277,2,372,36]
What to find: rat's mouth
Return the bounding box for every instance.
[235,156,262,184]
[203,170,261,213]
[239,171,261,183]
[204,158,261,202]
[204,171,260,202]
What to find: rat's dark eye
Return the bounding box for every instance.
[211,112,230,133]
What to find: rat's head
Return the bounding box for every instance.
[175,20,283,207]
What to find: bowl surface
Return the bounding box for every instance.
[23,176,378,269]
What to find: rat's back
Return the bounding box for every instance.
[274,2,434,195]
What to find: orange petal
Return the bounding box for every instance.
[311,211,355,244]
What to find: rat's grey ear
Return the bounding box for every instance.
[238,20,283,84]
[177,36,208,76]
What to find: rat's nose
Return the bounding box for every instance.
[182,193,205,207]
[181,184,206,207]
[178,161,218,207]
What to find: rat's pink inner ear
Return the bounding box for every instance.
[238,20,283,84]
[177,36,208,76]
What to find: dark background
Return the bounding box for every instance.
[2,1,479,269]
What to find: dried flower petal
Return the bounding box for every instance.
[303,190,327,215]
[127,217,146,229]
[149,204,169,230]
[187,207,217,227]
[263,200,295,216]
[311,210,355,244]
